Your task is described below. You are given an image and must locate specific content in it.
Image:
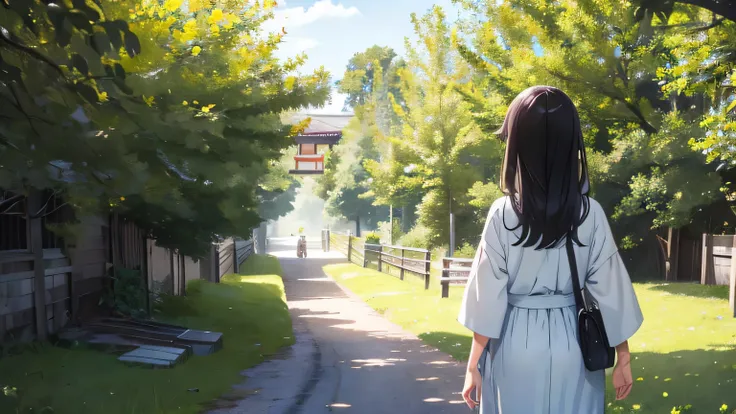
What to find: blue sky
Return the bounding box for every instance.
[263,0,463,114]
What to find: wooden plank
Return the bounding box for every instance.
[177,329,223,344]
[28,190,47,340]
[712,235,734,247]
[5,278,33,297]
[138,344,188,354]
[42,249,66,261]
[53,273,66,287]
[7,308,34,330]
[45,284,70,304]
[124,347,184,361]
[118,355,175,367]
[0,252,33,264]
[0,266,72,284]
[74,276,104,296]
[0,294,33,316]
[702,234,715,285]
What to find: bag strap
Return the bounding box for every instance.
[565,236,586,313]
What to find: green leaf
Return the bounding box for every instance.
[67,11,93,33]
[113,78,132,94]
[91,32,112,55]
[726,99,736,114]
[71,54,88,76]
[101,22,123,49]
[113,63,126,79]
[71,0,101,22]
[123,31,141,58]
[73,83,98,104]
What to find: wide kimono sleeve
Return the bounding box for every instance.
[457,201,509,339]
[585,202,644,347]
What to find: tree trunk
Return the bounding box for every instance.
[401,204,416,233]
[665,227,680,282]
[355,216,361,237]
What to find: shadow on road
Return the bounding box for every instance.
[267,238,467,414]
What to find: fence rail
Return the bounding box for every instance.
[236,239,255,267]
[440,257,473,298]
[325,230,432,289]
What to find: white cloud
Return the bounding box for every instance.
[262,0,361,33]
[273,36,320,59]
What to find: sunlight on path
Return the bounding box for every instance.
[267,238,468,414]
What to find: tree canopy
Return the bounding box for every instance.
[324,0,736,269]
[1,0,330,256]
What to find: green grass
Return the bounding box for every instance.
[0,254,293,414]
[323,263,736,414]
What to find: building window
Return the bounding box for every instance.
[0,190,28,251]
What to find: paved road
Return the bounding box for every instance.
[212,237,468,414]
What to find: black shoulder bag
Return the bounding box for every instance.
[566,236,615,371]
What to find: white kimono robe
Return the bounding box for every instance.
[458,196,643,414]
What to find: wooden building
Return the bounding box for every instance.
[0,189,253,344]
[288,114,353,175]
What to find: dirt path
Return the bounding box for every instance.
[212,238,468,414]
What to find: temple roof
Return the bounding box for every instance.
[288,113,354,134]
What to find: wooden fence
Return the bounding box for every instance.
[700,234,736,317]
[1,195,256,344]
[215,238,254,282]
[325,230,432,289]
[440,257,473,298]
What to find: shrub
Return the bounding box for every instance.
[364,232,381,244]
[454,243,477,258]
[101,267,147,318]
[377,219,403,245]
[398,224,432,249]
[186,279,204,296]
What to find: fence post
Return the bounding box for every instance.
[347,233,352,262]
[213,244,220,283]
[363,244,368,268]
[701,233,715,285]
[233,240,239,274]
[399,248,405,280]
[326,230,330,252]
[378,245,383,273]
[28,190,48,340]
[424,250,431,290]
[441,268,450,298]
[730,235,736,318]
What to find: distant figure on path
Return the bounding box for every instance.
[458,86,644,414]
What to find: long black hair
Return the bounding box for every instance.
[496,86,590,249]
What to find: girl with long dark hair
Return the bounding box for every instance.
[458,86,643,413]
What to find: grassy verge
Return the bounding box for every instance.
[323,263,736,414]
[0,254,293,414]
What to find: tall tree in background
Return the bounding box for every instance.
[365,6,504,248]
[453,0,725,271]
[315,46,404,235]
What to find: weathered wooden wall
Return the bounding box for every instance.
[2,194,256,343]
[69,216,110,319]
[0,250,74,343]
[701,234,734,286]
